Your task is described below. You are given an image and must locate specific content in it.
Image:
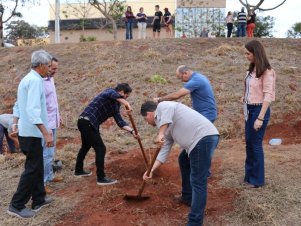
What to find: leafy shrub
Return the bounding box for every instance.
[80,35,96,42]
[150,74,167,84]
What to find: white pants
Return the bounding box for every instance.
[137,22,147,39]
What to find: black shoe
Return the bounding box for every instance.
[97,177,118,186]
[32,196,54,212]
[74,170,92,177]
[174,195,191,207]
[7,205,35,218]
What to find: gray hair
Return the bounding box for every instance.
[177,65,189,74]
[31,50,52,68]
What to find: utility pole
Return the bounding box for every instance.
[55,0,60,43]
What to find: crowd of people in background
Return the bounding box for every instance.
[123,4,257,40]
[124,4,174,40]
[226,7,256,38]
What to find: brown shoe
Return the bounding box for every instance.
[174,195,191,207]
[51,175,63,182]
[45,186,53,194]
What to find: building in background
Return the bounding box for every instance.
[48,0,225,43]
[175,0,226,38]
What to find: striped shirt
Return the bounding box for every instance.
[80,88,128,130]
[237,11,247,23]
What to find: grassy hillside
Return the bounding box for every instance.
[0,38,300,226]
[1,38,300,148]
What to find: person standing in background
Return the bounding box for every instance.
[226,11,234,38]
[247,10,256,37]
[125,6,135,40]
[163,8,173,38]
[151,5,163,38]
[136,7,148,39]
[236,7,247,37]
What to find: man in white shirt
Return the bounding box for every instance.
[141,101,219,226]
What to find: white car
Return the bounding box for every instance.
[4,42,15,47]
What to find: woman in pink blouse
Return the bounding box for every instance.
[242,40,276,188]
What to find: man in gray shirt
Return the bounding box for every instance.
[0,114,19,154]
[141,101,219,226]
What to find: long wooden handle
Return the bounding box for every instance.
[137,146,161,197]
[125,106,149,168]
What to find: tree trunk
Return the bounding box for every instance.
[111,19,117,40]
[0,17,3,47]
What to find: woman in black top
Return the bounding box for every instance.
[164,8,173,38]
[136,7,148,39]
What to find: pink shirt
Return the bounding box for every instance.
[226,15,234,24]
[244,69,276,104]
[44,77,60,129]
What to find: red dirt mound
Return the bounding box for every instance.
[55,148,238,226]
[265,114,301,145]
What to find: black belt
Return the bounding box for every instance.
[247,103,262,106]
[78,116,90,121]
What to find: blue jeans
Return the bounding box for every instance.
[179,135,219,226]
[125,21,133,40]
[43,129,56,184]
[0,124,16,154]
[245,105,270,186]
[237,22,246,37]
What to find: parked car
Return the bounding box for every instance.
[4,42,15,48]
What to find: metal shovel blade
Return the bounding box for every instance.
[123,195,150,201]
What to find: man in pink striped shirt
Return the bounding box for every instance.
[43,57,62,193]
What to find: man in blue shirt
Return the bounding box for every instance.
[154,65,217,122]
[7,50,54,219]
[74,83,138,185]
[153,65,217,205]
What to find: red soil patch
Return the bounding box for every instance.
[56,137,80,149]
[55,148,238,225]
[265,114,301,145]
[101,118,115,129]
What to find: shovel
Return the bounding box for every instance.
[125,106,149,169]
[124,145,161,201]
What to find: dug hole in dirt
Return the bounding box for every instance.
[54,145,238,226]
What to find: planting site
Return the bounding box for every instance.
[0,38,300,225]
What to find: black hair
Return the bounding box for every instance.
[155,5,159,8]
[115,83,132,94]
[140,101,158,116]
[52,57,58,62]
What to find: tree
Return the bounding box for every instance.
[287,22,301,38]
[5,19,48,44]
[254,15,275,37]
[238,0,286,14]
[88,0,125,40]
[0,0,39,47]
[63,0,94,33]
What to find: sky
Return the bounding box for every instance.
[3,0,301,38]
